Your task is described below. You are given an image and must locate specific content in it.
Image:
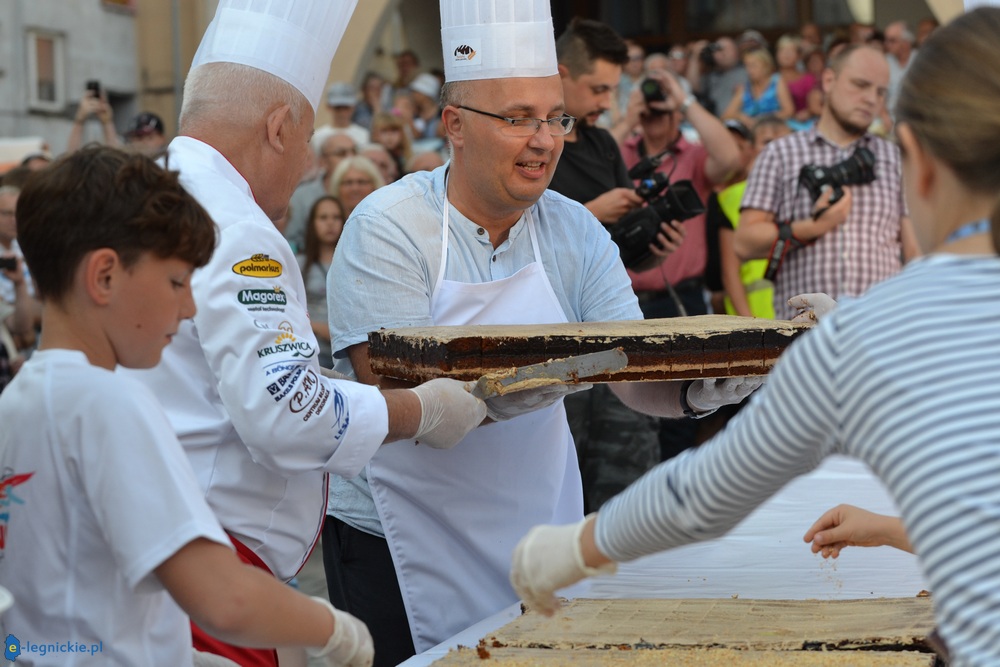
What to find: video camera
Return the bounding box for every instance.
[798,146,877,207]
[608,157,705,269]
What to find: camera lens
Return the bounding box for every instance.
[640,78,666,104]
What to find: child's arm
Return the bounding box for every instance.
[803,504,913,558]
[156,538,372,666]
[719,227,753,316]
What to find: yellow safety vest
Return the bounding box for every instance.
[718,181,774,319]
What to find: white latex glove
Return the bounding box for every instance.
[510,516,617,616]
[788,293,838,323]
[485,383,593,422]
[192,651,241,667]
[307,597,374,667]
[409,378,487,449]
[685,377,763,416]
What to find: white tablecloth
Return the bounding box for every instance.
[399,455,928,666]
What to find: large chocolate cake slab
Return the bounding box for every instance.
[368,315,812,383]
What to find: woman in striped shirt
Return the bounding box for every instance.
[511,8,1000,666]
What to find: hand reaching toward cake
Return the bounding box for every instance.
[510,515,617,616]
[804,504,913,558]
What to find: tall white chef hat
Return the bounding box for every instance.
[440,0,558,82]
[191,0,358,112]
[966,0,1000,7]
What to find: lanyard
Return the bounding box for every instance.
[946,218,990,244]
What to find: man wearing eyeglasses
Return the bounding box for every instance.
[322,2,759,665]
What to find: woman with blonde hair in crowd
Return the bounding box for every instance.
[512,8,1000,665]
[723,48,794,125]
[370,111,412,181]
[296,196,345,369]
[328,155,384,220]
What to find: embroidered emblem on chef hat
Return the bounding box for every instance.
[190,0,359,113]
[440,0,557,82]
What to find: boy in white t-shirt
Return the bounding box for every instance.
[0,146,372,667]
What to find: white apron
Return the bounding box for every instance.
[367,185,584,653]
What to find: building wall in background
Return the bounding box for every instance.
[0,0,137,156]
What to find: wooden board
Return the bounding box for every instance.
[430,598,937,666]
[368,315,812,384]
[432,646,935,666]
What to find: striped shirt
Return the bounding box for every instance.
[595,253,1000,667]
[741,128,906,318]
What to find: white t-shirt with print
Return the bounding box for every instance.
[0,349,230,666]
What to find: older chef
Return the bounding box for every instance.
[322,1,759,664]
[121,2,484,665]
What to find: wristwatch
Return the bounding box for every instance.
[679,95,697,115]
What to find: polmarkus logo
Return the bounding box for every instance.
[232,253,283,278]
[453,44,476,61]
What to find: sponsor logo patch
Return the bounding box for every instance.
[449,38,481,67]
[257,321,316,361]
[232,253,283,278]
[238,286,287,312]
[289,369,321,413]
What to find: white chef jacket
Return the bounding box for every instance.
[121,136,389,580]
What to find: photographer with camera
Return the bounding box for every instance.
[686,36,745,117]
[621,67,742,461]
[734,44,919,319]
[623,69,741,319]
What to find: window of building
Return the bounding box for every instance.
[27,31,65,112]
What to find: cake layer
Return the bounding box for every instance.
[368,315,812,383]
[432,646,935,666]
[485,598,934,652]
[430,598,936,666]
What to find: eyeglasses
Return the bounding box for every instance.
[457,105,576,137]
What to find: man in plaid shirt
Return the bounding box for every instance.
[734,44,919,319]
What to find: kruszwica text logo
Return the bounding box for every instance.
[232,253,283,278]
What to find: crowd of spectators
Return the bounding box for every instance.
[0,13,940,410]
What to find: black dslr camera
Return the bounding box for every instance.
[798,146,877,207]
[608,159,705,269]
[640,78,666,105]
[699,42,721,69]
